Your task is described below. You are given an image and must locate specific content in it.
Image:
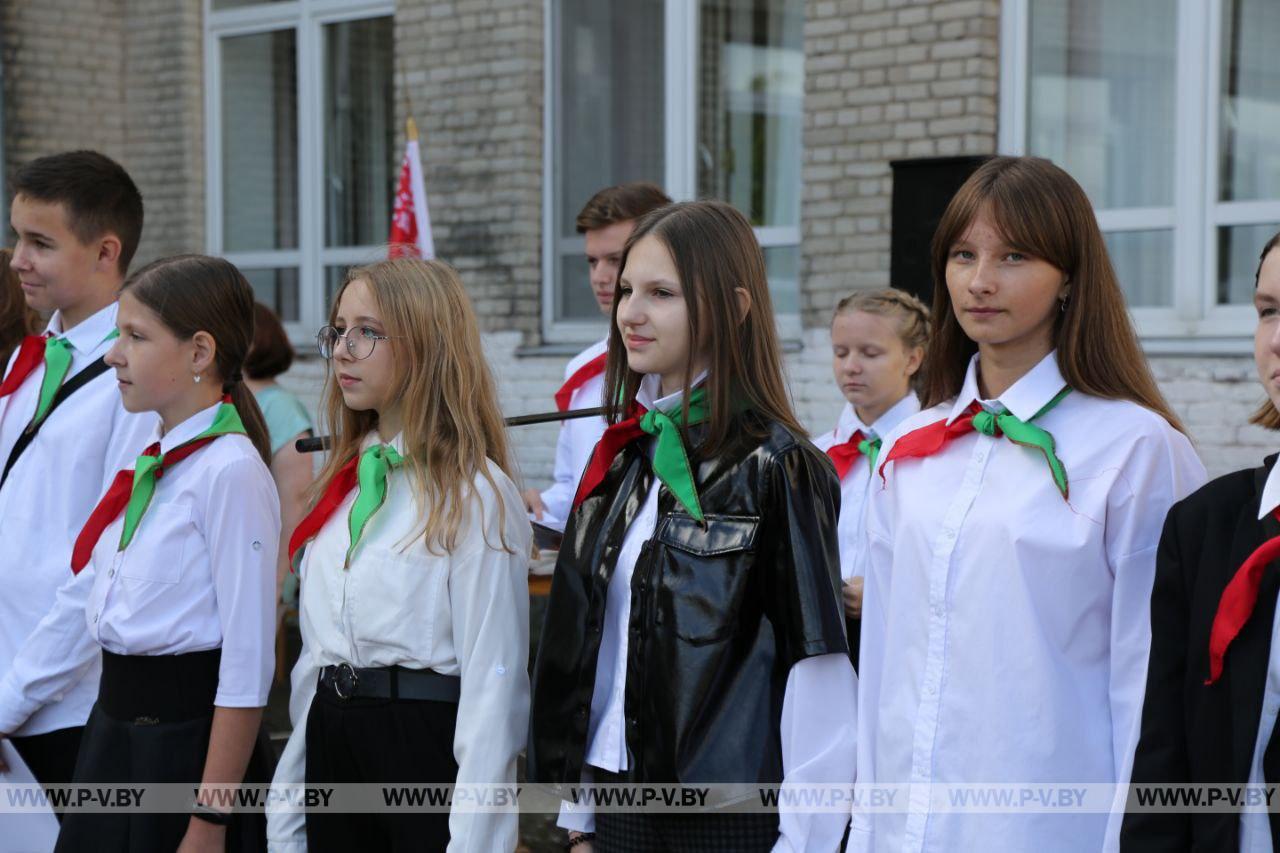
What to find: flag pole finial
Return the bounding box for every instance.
[406,117,419,143]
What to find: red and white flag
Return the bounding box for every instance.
[388,134,435,259]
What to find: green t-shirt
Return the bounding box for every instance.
[252,384,315,456]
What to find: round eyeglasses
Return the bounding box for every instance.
[316,325,398,360]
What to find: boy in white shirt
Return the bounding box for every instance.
[522,182,671,533]
[0,151,155,796]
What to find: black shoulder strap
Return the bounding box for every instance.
[0,356,113,489]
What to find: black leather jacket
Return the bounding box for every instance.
[527,412,847,787]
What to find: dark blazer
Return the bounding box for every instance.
[1123,455,1280,851]
[527,411,848,788]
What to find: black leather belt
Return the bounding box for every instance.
[318,663,461,703]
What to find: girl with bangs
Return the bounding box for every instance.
[266,259,531,852]
[528,200,856,852]
[850,157,1205,852]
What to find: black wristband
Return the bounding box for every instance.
[564,832,596,851]
[191,801,232,826]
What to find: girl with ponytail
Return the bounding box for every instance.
[36,254,279,852]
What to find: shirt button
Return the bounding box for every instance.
[932,603,943,617]
[93,613,99,624]
[108,569,115,578]
[925,683,936,695]
[495,665,506,676]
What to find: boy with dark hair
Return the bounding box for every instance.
[0,151,155,796]
[522,182,671,532]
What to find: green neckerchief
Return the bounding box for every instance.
[346,443,405,567]
[119,399,246,550]
[639,385,710,522]
[971,386,1073,498]
[34,328,119,426]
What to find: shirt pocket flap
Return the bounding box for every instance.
[658,514,759,557]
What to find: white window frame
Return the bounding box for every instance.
[204,0,395,344]
[1000,0,1280,355]
[542,0,801,345]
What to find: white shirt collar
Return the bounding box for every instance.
[835,392,922,444]
[46,301,119,353]
[156,398,224,454]
[947,350,1067,425]
[362,428,406,454]
[1259,460,1280,521]
[636,370,709,413]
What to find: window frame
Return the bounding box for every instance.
[204,0,395,344]
[999,0,1280,355]
[541,0,801,345]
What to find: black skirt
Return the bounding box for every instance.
[55,648,275,853]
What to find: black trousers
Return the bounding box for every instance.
[11,725,84,821]
[55,649,272,853]
[304,685,459,853]
[591,769,778,853]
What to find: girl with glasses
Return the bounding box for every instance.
[267,258,531,852]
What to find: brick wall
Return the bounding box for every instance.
[801,0,1001,327]
[394,0,545,339]
[1,0,203,265]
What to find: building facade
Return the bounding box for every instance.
[2,0,1277,483]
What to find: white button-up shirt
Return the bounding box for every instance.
[1240,463,1280,853]
[812,393,920,580]
[268,432,532,853]
[559,374,859,852]
[849,351,1206,853]
[536,338,609,532]
[0,304,156,736]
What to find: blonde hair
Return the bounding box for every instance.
[315,258,514,553]
[833,287,931,352]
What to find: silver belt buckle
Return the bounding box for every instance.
[332,662,359,699]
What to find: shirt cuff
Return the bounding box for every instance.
[557,798,596,834]
[0,676,38,735]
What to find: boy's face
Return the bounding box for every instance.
[584,219,637,316]
[8,194,111,317]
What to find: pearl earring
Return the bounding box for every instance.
[194,373,202,384]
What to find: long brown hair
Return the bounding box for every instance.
[0,248,42,366]
[316,259,514,553]
[602,200,804,455]
[121,254,272,462]
[922,156,1186,433]
[1252,230,1280,430]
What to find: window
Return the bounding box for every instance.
[1000,0,1280,349]
[545,0,803,343]
[205,0,395,340]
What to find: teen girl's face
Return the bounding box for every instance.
[945,205,1068,364]
[107,290,209,422]
[1253,248,1280,410]
[332,278,401,426]
[831,310,922,423]
[616,234,701,397]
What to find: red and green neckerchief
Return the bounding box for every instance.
[878,386,1073,499]
[572,385,709,522]
[289,442,405,570]
[71,396,246,574]
[0,330,119,427]
[826,430,881,480]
